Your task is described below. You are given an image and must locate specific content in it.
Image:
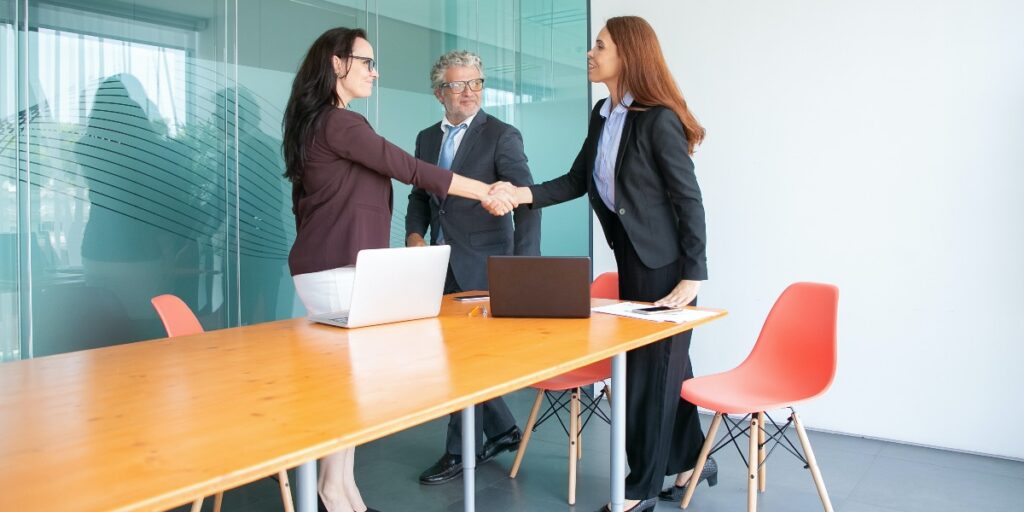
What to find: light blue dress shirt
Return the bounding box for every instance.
[594,92,634,212]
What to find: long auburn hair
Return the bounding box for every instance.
[282,27,365,183]
[605,16,705,155]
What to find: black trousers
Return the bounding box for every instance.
[606,211,705,500]
[445,399,517,455]
[443,270,517,455]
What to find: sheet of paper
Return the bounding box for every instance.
[591,301,720,324]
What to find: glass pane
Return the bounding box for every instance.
[235,0,362,324]
[517,0,590,256]
[4,0,589,360]
[0,0,18,361]
[25,0,230,356]
[376,0,590,255]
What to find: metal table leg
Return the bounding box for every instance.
[296,460,316,512]
[462,405,476,512]
[610,352,627,512]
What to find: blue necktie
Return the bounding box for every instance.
[438,123,466,170]
[435,124,466,244]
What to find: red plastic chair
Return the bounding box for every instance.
[150,294,296,512]
[679,282,839,512]
[151,294,204,337]
[508,272,618,505]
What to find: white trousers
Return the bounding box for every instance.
[293,266,355,316]
[293,267,365,512]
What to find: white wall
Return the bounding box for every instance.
[589,0,1024,459]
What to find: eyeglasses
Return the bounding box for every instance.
[440,78,485,93]
[350,55,376,72]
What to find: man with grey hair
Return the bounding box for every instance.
[407,50,541,485]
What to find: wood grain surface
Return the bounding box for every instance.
[0,296,725,511]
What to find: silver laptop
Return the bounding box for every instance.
[310,245,450,328]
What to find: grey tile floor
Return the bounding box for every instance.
[176,389,1024,512]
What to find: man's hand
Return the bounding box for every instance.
[655,279,701,308]
[406,233,428,247]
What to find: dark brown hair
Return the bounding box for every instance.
[282,27,366,183]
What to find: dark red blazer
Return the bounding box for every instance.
[289,108,453,276]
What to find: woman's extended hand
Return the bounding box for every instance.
[484,181,532,217]
[481,185,517,216]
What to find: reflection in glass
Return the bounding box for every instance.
[228,86,293,325]
[25,1,228,355]
[74,75,169,346]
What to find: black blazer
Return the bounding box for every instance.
[406,110,542,290]
[530,99,707,279]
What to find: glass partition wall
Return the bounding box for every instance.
[0,0,589,360]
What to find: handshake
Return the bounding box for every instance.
[480,181,527,217]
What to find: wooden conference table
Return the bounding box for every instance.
[0,295,725,512]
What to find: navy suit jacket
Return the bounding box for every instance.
[406,110,541,291]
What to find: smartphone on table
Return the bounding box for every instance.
[454,294,489,302]
[633,305,677,315]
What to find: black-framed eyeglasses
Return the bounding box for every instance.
[350,55,376,72]
[440,78,485,93]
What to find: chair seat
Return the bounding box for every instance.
[532,360,611,391]
[681,367,827,415]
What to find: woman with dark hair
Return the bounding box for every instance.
[491,16,716,512]
[283,27,514,512]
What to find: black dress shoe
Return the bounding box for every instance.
[595,497,658,512]
[418,452,463,485]
[658,456,719,501]
[479,426,522,463]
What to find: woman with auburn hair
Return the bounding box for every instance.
[492,16,715,512]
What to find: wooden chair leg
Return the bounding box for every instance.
[577,419,584,461]
[190,498,204,512]
[568,388,580,505]
[792,412,834,512]
[212,492,223,512]
[577,390,584,461]
[681,412,722,509]
[581,382,610,462]
[748,415,759,512]
[758,412,766,493]
[278,470,295,512]
[510,389,544,478]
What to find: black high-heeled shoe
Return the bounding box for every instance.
[658,456,719,501]
[317,495,381,512]
[595,497,658,512]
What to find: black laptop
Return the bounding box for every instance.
[487,256,591,318]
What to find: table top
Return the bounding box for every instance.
[0,296,726,512]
